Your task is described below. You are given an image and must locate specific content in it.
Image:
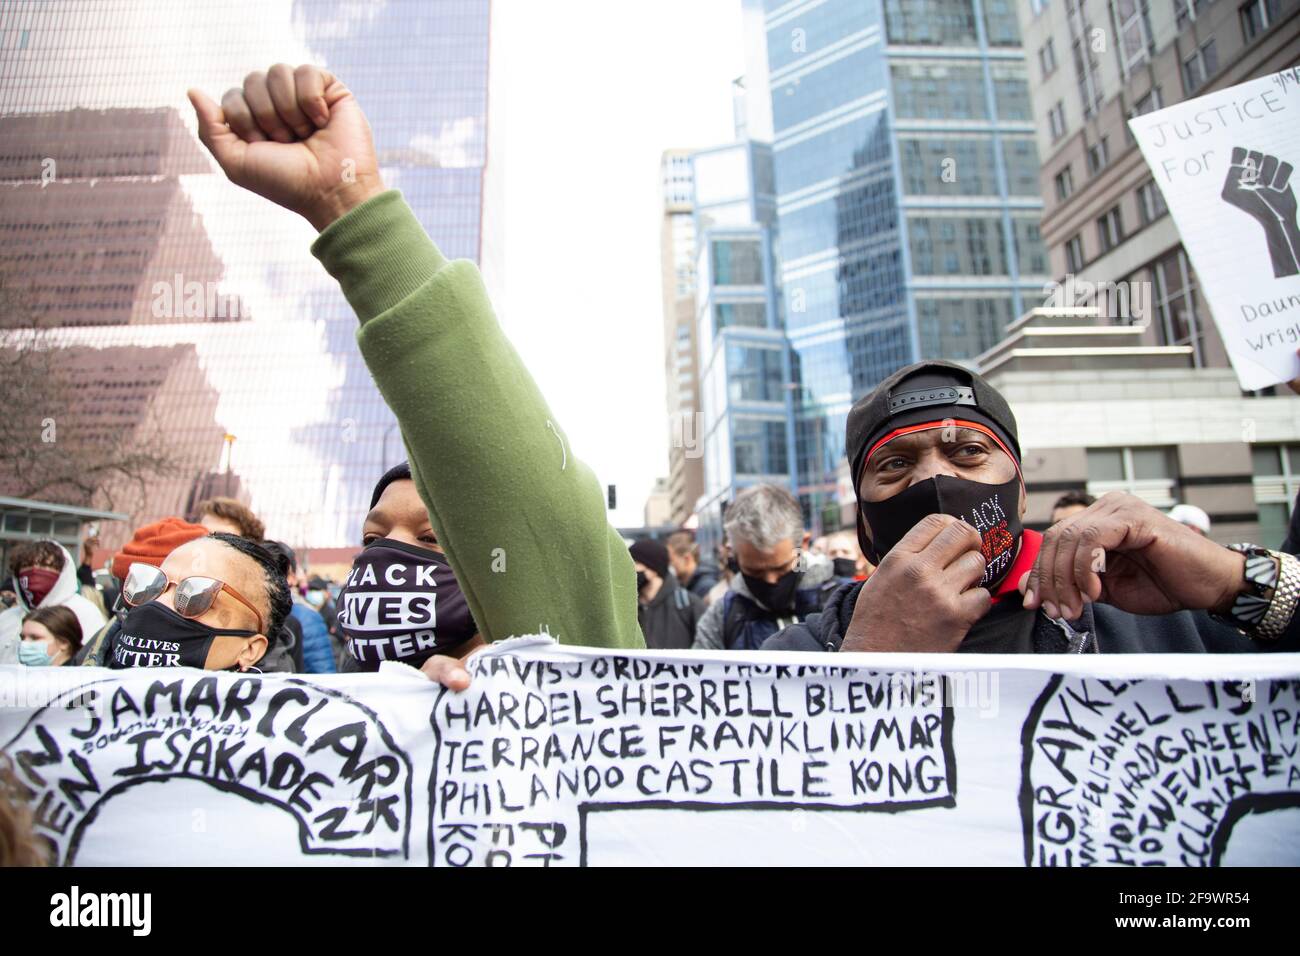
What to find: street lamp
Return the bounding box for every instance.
[222,433,236,496]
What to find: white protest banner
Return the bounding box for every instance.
[1129,67,1300,390]
[2,640,1298,866]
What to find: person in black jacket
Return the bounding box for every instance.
[766,360,1300,655]
[630,539,704,650]
[666,531,720,602]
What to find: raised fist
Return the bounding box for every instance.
[188,64,385,231]
[1221,147,1300,279]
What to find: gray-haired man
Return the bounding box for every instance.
[692,485,833,651]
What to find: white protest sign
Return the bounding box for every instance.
[1,641,1297,866]
[1129,68,1300,390]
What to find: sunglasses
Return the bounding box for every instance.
[122,562,265,634]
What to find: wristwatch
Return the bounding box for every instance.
[1212,544,1300,641]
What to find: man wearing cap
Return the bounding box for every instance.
[629,538,705,650]
[766,360,1300,654]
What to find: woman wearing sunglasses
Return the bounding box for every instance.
[107,533,294,672]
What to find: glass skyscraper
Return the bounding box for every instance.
[0,0,490,556]
[691,138,793,547]
[740,0,1048,532]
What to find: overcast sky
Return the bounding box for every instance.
[486,0,747,526]
[1,0,747,538]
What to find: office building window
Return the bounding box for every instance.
[1003,137,1045,196]
[916,297,1015,359]
[1252,444,1300,546]
[1175,0,1209,28]
[1132,87,1162,117]
[1048,101,1067,141]
[711,239,763,286]
[1087,137,1110,175]
[1039,38,1058,77]
[726,344,784,403]
[983,0,1023,44]
[991,61,1033,120]
[1148,246,1204,365]
[1113,0,1153,75]
[1097,205,1124,252]
[1240,0,1281,40]
[1067,0,1104,117]
[892,61,990,120]
[1054,166,1075,201]
[1015,215,1049,274]
[1065,233,1085,272]
[1087,446,1178,506]
[884,0,979,45]
[1182,40,1218,93]
[908,216,1007,276]
[900,136,1000,195]
[1125,88,1162,144]
[1137,179,1168,224]
[732,417,789,477]
[1073,42,1104,118]
[713,302,766,334]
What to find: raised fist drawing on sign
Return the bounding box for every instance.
[1221,147,1300,278]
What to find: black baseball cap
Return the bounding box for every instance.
[847,360,1021,486]
[846,361,1022,557]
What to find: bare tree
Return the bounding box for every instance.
[0,273,182,511]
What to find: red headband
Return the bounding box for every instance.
[861,419,1024,489]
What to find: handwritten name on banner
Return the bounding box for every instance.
[1,642,1297,865]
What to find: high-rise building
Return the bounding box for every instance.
[690,137,792,549]
[994,0,1300,544]
[1015,0,1300,366]
[643,476,675,528]
[660,149,706,525]
[0,0,492,555]
[730,0,1048,532]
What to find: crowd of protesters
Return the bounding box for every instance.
[4,61,1300,679]
[4,61,1300,872]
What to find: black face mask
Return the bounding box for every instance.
[337,537,475,672]
[744,568,803,613]
[635,570,649,592]
[858,474,1023,590]
[109,601,257,670]
[725,555,740,574]
[832,557,858,579]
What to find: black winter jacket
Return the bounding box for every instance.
[638,575,705,650]
[762,579,1300,654]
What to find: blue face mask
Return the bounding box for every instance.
[19,640,55,667]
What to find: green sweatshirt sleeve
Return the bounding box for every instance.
[311,190,644,650]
